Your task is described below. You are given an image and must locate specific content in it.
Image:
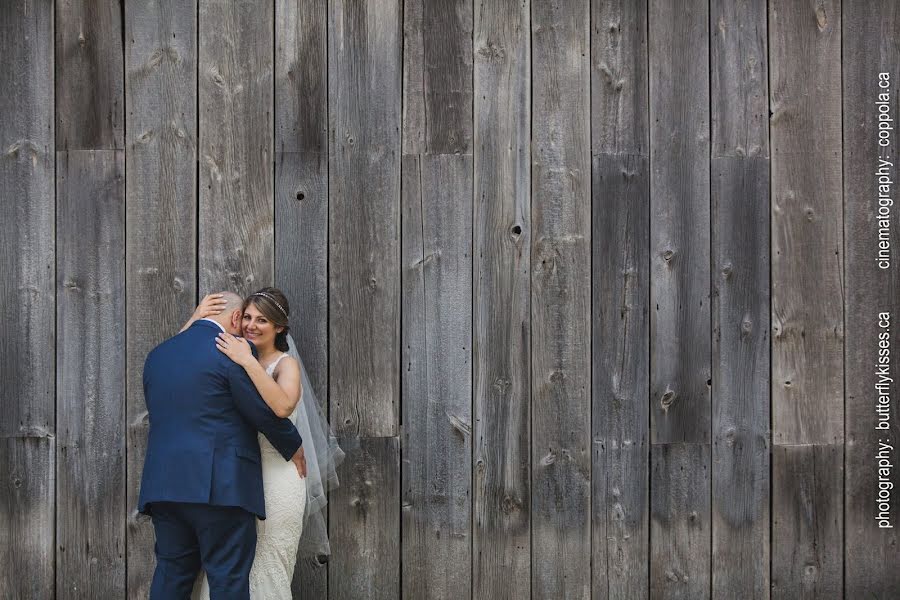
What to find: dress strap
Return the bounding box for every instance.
[266,352,289,375]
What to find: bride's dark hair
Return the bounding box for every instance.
[243,287,291,352]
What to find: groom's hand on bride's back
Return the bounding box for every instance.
[291,446,307,478]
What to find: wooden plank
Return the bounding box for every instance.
[710,0,769,159]
[0,0,55,438]
[648,0,710,444]
[649,443,711,599]
[124,1,198,596]
[710,157,770,599]
[0,3,55,596]
[327,4,401,594]
[400,154,473,599]
[770,4,843,596]
[56,149,126,598]
[590,3,650,598]
[400,1,473,595]
[843,1,900,596]
[472,0,531,597]
[55,0,124,150]
[590,0,649,156]
[530,1,590,598]
[54,5,126,591]
[276,0,327,153]
[769,0,843,447]
[709,2,770,596]
[591,154,650,600]
[274,0,329,593]
[274,152,329,599]
[273,11,328,413]
[199,0,274,294]
[772,445,842,599]
[329,436,400,599]
[648,1,710,597]
[0,437,55,598]
[328,0,401,437]
[401,0,473,155]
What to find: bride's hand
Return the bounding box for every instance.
[179,293,229,333]
[215,332,254,367]
[193,293,228,320]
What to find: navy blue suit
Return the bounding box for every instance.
[138,319,303,599]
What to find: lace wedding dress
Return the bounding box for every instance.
[192,353,308,599]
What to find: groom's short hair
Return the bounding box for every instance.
[219,291,244,313]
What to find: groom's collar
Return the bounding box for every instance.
[191,319,257,356]
[194,318,226,333]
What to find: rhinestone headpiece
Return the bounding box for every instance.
[250,291,288,318]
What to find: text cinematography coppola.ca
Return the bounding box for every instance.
[876,72,894,270]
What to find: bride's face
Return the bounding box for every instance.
[241,302,284,349]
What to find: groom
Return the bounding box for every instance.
[138,291,305,599]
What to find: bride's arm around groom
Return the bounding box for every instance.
[226,339,304,466]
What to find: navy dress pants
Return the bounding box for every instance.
[148,501,257,600]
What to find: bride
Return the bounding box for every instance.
[180,287,344,599]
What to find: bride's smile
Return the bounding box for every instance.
[241,303,283,352]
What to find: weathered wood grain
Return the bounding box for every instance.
[400,153,473,600]
[327,0,401,438]
[710,156,770,599]
[648,0,711,596]
[56,149,126,599]
[199,0,274,295]
[590,3,650,598]
[274,6,329,406]
[473,0,532,597]
[709,4,770,596]
[276,0,327,154]
[56,19,127,596]
[11,1,900,596]
[402,0,473,155]
[0,436,55,598]
[275,151,329,598]
[329,436,400,600]
[55,0,124,150]
[769,4,843,596]
[648,0,710,444]
[591,0,649,156]
[772,444,843,599]
[649,443,711,599]
[769,0,843,447]
[124,1,198,596]
[843,1,900,596]
[0,3,55,596]
[710,0,768,159]
[531,1,591,598]
[591,153,650,600]
[0,0,55,439]
[400,2,474,595]
[275,1,330,593]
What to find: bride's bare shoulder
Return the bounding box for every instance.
[274,354,300,376]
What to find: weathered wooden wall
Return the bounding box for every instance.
[2,0,900,598]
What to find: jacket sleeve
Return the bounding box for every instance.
[227,358,303,461]
[142,352,152,407]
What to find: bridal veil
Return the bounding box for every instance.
[286,333,345,558]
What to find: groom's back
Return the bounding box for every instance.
[142,323,255,441]
[138,320,265,516]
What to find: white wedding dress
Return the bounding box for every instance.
[192,353,308,600]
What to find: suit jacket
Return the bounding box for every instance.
[137,319,303,519]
